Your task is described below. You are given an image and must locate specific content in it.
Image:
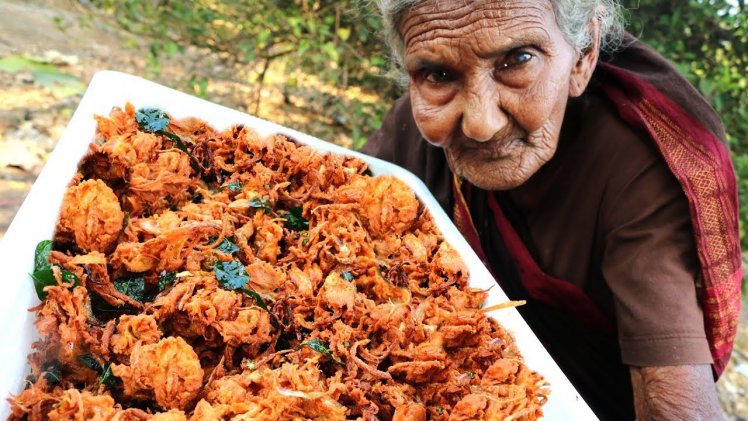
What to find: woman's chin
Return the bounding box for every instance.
[449,156,537,191]
[446,142,552,191]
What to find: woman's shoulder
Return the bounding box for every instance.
[556,88,664,191]
[603,33,727,144]
[544,86,688,234]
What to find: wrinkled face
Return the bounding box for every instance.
[401,0,591,190]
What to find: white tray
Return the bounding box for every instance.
[0,71,597,420]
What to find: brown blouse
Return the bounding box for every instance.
[362,35,721,419]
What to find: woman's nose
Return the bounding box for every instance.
[460,89,507,142]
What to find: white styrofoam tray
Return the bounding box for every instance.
[0,71,597,420]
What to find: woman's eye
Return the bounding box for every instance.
[424,70,453,84]
[502,51,533,69]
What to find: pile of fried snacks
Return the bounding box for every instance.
[9,104,548,420]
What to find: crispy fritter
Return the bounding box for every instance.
[111,314,162,357]
[56,179,124,253]
[112,337,204,410]
[360,176,420,238]
[46,389,118,421]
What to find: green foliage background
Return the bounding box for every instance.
[89,0,747,248]
[89,0,395,149]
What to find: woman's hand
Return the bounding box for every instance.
[630,364,723,420]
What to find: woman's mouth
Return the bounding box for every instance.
[459,138,522,160]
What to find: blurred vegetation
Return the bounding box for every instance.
[87,0,747,247]
[87,0,396,150]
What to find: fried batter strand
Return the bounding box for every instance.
[9,104,547,420]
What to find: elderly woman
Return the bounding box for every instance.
[363,0,743,419]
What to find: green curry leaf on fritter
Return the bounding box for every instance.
[241,288,270,312]
[283,206,309,231]
[41,360,61,385]
[214,260,271,311]
[135,107,170,132]
[135,107,189,154]
[214,260,250,291]
[300,338,345,366]
[221,181,243,193]
[158,271,177,292]
[113,276,146,302]
[212,236,241,255]
[248,197,274,214]
[30,240,80,300]
[77,354,119,387]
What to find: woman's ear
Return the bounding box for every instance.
[569,13,602,97]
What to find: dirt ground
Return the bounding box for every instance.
[0,0,747,418]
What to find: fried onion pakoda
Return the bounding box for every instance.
[10,104,548,420]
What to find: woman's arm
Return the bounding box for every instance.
[630,364,723,420]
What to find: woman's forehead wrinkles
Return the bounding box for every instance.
[406,20,550,59]
[401,1,551,51]
[410,37,463,64]
[400,0,474,34]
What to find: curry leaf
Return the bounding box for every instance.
[31,240,56,299]
[214,260,250,291]
[78,354,103,372]
[60,270,80,286]
[34,240,53,271]
[248,198,273,214]
[31,270,56,300]
[214,237,240,255]
[31,240,80,300]
[135,107,170,132]
[135,108,191,155]
[159,130,189,154]
[283,206,309,231]
[98,363,118,387]
[158,271,177,292]
[113,276,146,302]
[341,271,354,282]
[240,287,269,312]
[302,338,330,355]
[33,268,80,295]
[300,338,345,366]
[77,354,118,387]
[41,360,61,385]
[89,291,126,315]
[221,181,243,192]
[214,261,274,318]
[141,271,176,303]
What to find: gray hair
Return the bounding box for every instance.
[375,0,625,82]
